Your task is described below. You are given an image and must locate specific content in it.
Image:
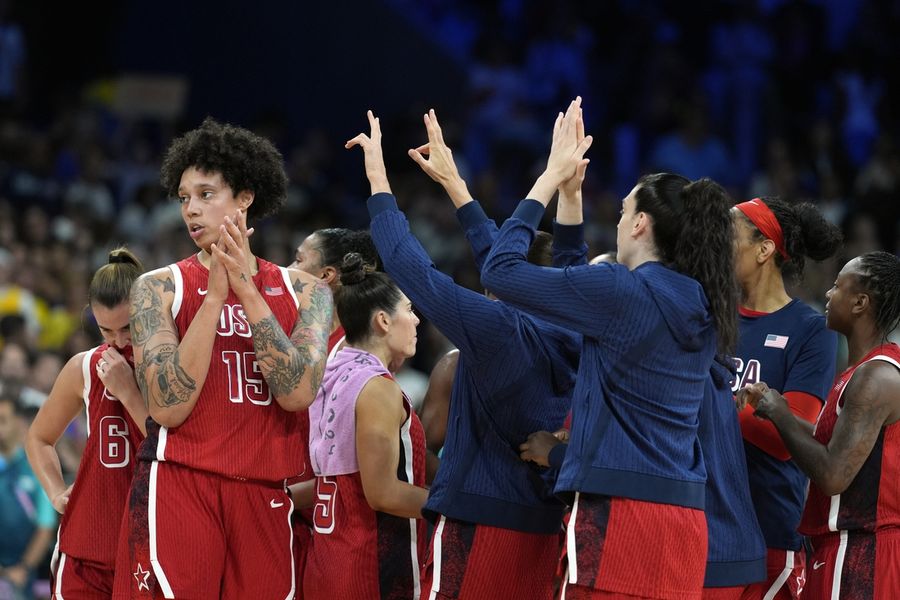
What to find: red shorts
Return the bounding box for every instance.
[560,494,707,600]
[804,530,900,599]
[52,551,114,599]
[112,461,295,599]
[736,547,805,600]
[701,587,744,600]
[421,516,562,600]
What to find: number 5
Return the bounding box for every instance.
[313,476,338,534]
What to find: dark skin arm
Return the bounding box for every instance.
[519,429,568,467]
[419,349,458,484]
[739,361,900,496]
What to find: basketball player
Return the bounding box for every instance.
[518,154,767,598]
[303,252,426,600]
[739,251,900,598]
[27,248,147,598]
[418,348,457,483]
[113,118,333,599]
[348,110,579,599]
[731,196,842,599]
[482,97,739,599]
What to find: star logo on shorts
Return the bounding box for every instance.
[133,562,151,592]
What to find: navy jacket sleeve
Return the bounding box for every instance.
[552,220,588,268]
[457,200,498,272]
[368,193,521,362]
[481,199,620,339]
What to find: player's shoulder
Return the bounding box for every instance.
[285,267,331,296]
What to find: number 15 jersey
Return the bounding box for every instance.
[138,254,304,483]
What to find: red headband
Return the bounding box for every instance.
[735,198,789,260]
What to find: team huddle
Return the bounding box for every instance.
[22,97,900,600]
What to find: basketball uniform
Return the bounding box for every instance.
[51,344,144,598]
[113,255,303,599]
[291,325,345,598]
[735,301,837,599]
[799,343,900,599]
[304,348,426,600]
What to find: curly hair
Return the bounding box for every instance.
[856,251,900,336]
[635,173,739,355]
[742,197,843,282]
[160,117,288,221]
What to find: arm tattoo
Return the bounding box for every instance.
[143,343,197,408]
[130,276,175,345]
[291,282,333,392]
[250,280,333,398]
[130,273,195,409]
[251,315,306,397]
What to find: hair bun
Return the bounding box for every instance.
[339,252,373,286]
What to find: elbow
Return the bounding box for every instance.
[149,407,187,429]
[817,475,850,497]
[275,391,315,412]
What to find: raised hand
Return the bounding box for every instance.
[546,97,593,185]
[211,210,256,300]
[527,97,593,206]
[408,109,471,208]
[345,110,391,195]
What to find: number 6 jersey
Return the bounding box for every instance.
[138,254,305,482]
[58,344,145,567]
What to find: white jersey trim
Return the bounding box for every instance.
[763,549,794,600]
[327,335,346,362]
[567,491,581,585]
[278,266,300,310]
[169,264,184,320]
[399,410,421,600]
[428,515,446,600]
[831,530,849,599]
[54,551,67,599]
[156,427,168,462]
[828,354,900,531]
[149,461,175,598]
[283,487,296,600]
[82,347,98,439]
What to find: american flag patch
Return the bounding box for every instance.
[764,334,789,349]
[264,286,284,296]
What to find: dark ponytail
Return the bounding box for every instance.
[746,197,843,281]
[335,252,402,344]
[315,228,380,272]
[635,173,739,355]
[89,247,144,308]
[856,251,900,337]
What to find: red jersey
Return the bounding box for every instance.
[304,385,426,600]
[138,255,304,482]
[800,343,900,536]
[58,344,144,567]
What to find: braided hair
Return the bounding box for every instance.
[856,252,900,336]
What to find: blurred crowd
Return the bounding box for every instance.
[0,0,898,480]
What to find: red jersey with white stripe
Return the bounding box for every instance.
[799,343,900,536]
[138,254,304,482]
[304,378,426,600]
[59,344,144,567]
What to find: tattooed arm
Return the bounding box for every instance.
[130,267,225,428]
[742,361,900,495]
[237,267,333,411]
